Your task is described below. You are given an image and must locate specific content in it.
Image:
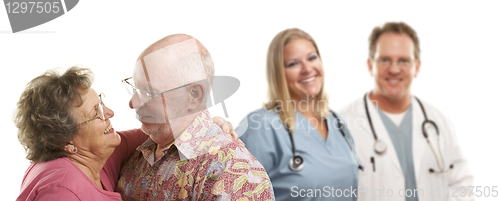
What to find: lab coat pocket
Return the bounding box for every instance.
[418,154,449,201]
[357,157,376,201]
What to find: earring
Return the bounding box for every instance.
[66,144,77,153]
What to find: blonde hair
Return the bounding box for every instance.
[264,28,329,133]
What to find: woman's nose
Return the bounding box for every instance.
[301,61,314,74]
[104,105,114,119]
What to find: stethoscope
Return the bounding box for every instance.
[363,93,453,174]
[286,110,364,172]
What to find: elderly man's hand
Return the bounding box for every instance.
[212,116,245,146]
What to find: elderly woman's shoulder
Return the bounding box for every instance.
[19,158,82,195]
[24,158,79,182]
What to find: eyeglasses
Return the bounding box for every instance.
[80,93,106,125]
[121,77,191,105]
[374,58,416,68]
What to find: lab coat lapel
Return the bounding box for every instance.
[412,96,426,179]
[359,97,374,137]
[366,95,403,175]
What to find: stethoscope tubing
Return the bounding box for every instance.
[363,93,452,173]
[286,110,363,171]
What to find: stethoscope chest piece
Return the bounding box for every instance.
[289,155,304,171]
[374,140,387,154]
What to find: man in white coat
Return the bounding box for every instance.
[339,22,474,201]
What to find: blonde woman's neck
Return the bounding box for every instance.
[291,96,320,116]
[291,96,329,140]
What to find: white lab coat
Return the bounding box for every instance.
[338,95,474,201]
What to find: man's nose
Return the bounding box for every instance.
[129,99,134,109]
[129,92,146,109]
[388,60,401,74]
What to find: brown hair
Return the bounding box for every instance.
[14,66,94,162]
[265,28,329,133]
[369,22,421,60]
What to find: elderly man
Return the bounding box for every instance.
[116,34,275,200]
[339,22,473,201]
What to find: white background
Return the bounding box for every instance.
[1,0,499,199]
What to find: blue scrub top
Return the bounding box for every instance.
[377,105,419,201]
[237,108,359,201]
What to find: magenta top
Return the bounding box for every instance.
[17,129,149,201]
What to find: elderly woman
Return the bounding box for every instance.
[236,28,362,201]
[15,67,235,200]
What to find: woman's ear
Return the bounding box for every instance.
[64,142,78,154]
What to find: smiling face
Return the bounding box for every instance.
[72,89,121,157]
[369,32,421,101]
[283,38,324,101]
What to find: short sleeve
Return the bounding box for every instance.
[34,187,80,201]
[236,110,279,172]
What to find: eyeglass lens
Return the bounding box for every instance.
[123,78,150,105]
[98,94,106,121]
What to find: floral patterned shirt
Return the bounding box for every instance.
[116,110,275,201]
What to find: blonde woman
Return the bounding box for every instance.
[236,28,361,201]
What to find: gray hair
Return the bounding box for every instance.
[14,66,94,162]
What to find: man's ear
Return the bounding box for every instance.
[367,58,374,76]
[187,82,205,111]
[414,60,421,78]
